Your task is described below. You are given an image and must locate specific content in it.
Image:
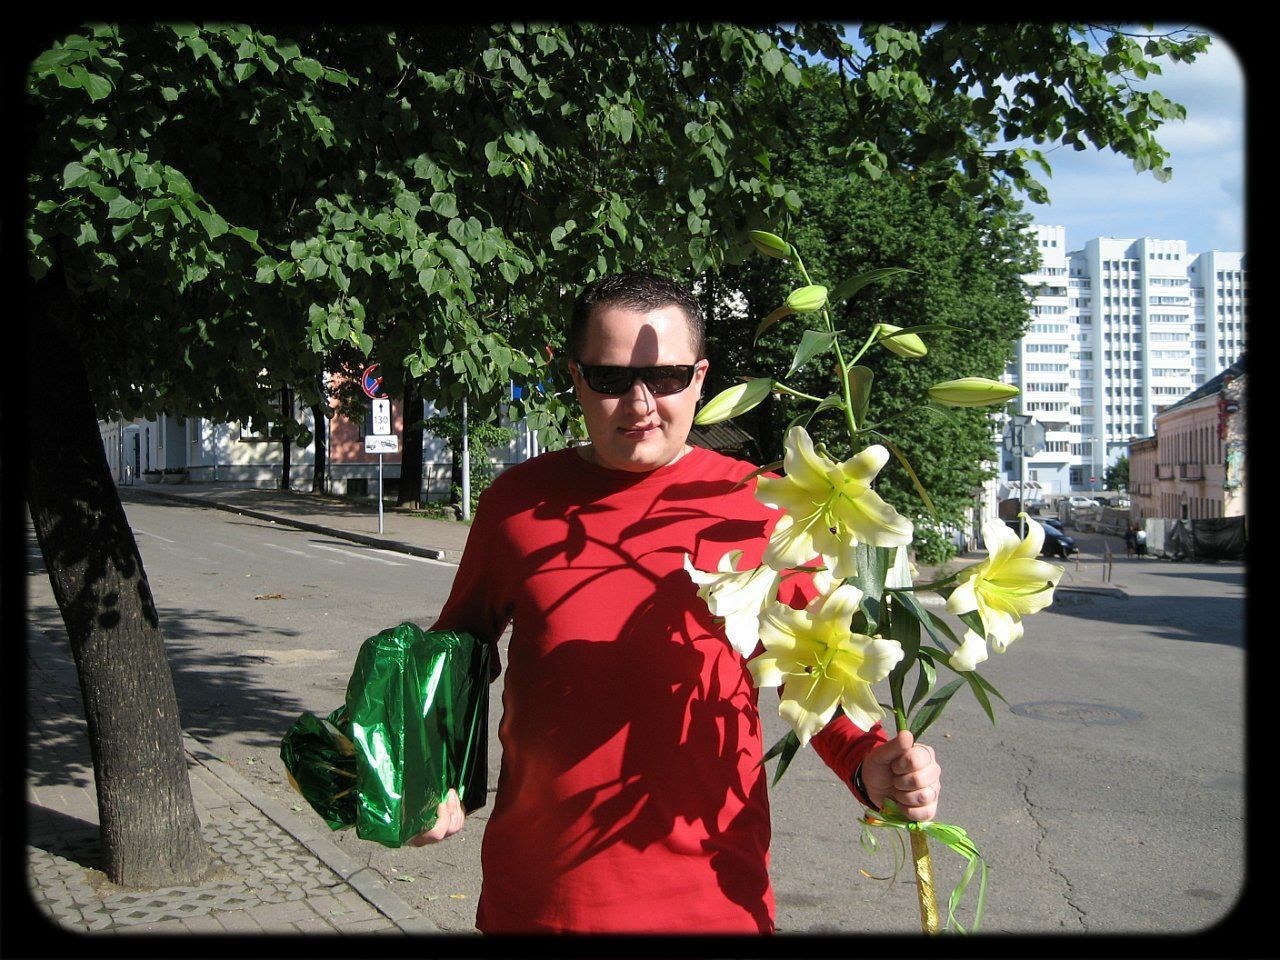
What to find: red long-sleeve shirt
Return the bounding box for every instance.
[432,444,885,934]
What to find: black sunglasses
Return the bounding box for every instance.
[576,364,699,397]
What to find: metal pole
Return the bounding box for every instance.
[378,453,385,534]
[461,396,471,522]
[1019,443,1027,539]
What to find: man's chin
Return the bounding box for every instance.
[595,438,687,473]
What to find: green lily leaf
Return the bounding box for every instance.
[784,393,843,435]
[909,678,964,739]
[870,431,936,517]
[847,365,873,425]
[754,304,794,342]
[829,266,914,306]
[908,651,937,715]
[787,329,837,377]
[759,729,802,786]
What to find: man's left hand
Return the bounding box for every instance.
[861,730,941,822]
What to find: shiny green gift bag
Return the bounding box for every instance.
[280,624,490,847]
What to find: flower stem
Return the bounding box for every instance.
[893,706,941,933]
[911,831,942,934]
[792,251,859,442]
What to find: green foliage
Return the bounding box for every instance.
[26,22,811,437]
[908,521,959,566]
[27,22,1206,445]
[1105,455,1130,491]
[421,412,516,513]
[773,23,1211,208]
[703,71,1036,529]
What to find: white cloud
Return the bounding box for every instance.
[1018,25,1245,255]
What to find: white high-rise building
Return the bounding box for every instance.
[1002,226,1246,496]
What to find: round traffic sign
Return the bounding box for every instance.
[361,364,385,400]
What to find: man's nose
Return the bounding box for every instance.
[622,377,655,412]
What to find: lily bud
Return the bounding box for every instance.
[749,230,793,260]
[695,377,774,425]
[928,378,1019,408]
[874,323,928,358]
[785,284,828,314]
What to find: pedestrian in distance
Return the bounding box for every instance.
[1124,525,1136,558]
[408,272,943,935]
[1135,526,1148,557]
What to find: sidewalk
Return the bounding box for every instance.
[26,481,1126,936]
[23,482,475,936]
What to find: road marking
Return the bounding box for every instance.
[369,548,455,567]
[264,542,344,564]
[210,541,250,555]
[133,528,176,544]
[311,543,406,566]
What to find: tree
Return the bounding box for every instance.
[704,70,1035,536]
[1105,455,1130,492]
[22,21,806,885]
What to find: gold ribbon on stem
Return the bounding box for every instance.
[859,798,987,934]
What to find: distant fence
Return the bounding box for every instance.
[1142,516,1246,561]
[1057,503,1246,560]
[1057,503,1129,536]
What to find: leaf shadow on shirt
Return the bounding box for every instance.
[487,475,776,930]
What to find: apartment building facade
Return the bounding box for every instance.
[1130,355,1246,522]
[1003,226,1246,496]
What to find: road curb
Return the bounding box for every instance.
[181,730,440,933]
[126,486,452,563]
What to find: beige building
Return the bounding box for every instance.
[1129,354,1245,521]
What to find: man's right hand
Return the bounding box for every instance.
[407,789,465,845]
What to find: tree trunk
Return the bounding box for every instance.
[310,399,328,496]
[26,273,214,888]
[397,378,424,509]
[279,385,293,491]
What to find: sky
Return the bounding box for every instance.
[1012,26,1246,256]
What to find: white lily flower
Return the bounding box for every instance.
[755,426,914,578]
[749,582,904,745]
[948,629,989,672]
[946,514,1063,653]
[684,551,780,657]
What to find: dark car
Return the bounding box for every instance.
[1006,517,1077,558]
[1036,516,1065,533]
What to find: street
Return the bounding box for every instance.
[26,496,1246,934]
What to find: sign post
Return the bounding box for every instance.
[1003,414,1045,537]
[361,364,393,534]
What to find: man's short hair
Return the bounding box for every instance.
[569,272,705,362]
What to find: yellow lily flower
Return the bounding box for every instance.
[755,426,913,578]
[749,582,904,744]
[945,514,1063,653]
[683,551,780,657]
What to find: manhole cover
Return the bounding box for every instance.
[1010,701,1140,724]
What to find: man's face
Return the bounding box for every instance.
[569,304,708,473]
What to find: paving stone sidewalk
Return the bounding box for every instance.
[24,624,438,936]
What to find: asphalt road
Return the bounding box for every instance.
[25,497,1247,935]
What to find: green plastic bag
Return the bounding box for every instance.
[281,624,490,847]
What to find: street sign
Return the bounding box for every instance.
[371,398,391,435]
[361,364,386,400]
[1003,415,1045,457]
[364,435,399,454]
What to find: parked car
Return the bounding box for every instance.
[1006,518,1077,558]
[1066,495,1099,508]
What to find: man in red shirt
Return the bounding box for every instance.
[411,273,942,934]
